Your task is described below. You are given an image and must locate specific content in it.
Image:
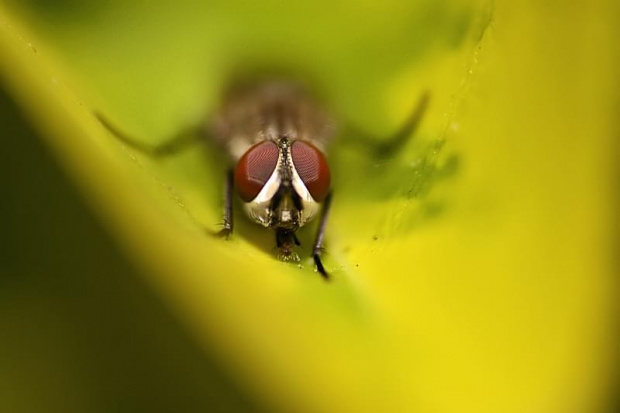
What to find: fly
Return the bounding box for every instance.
[96,81,429,280]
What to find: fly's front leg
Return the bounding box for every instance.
[95,112,202,157]
[96,111,234,239]
[312,192,333,280]
[216,169,234,239]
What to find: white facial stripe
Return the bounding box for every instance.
[242,140,322,228]
[290,160,314,202]
[242,144,282,227]
[252,154,282,203]
[288,150,321,226]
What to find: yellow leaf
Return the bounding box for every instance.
[1,1,617,412]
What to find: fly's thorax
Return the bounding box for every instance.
[210,82,336,162]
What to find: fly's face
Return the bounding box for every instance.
[234,137,331,232]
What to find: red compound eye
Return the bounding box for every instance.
[234,141,279,202]
[291,140,331,201]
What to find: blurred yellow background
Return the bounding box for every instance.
[0,1,618,412]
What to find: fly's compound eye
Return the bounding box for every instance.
[234,141,280,202]
[291,141,331,202]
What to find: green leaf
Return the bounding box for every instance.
[1,1,617,412]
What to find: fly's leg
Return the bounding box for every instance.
[312,191,333,280]
[95,112,202,157]
[96,112,234,238]
[343,91,430,158]
[215,169,234,239]
[375,91,430,158]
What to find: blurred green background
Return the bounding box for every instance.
[0,86,258,412]
[1,1,618,412]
